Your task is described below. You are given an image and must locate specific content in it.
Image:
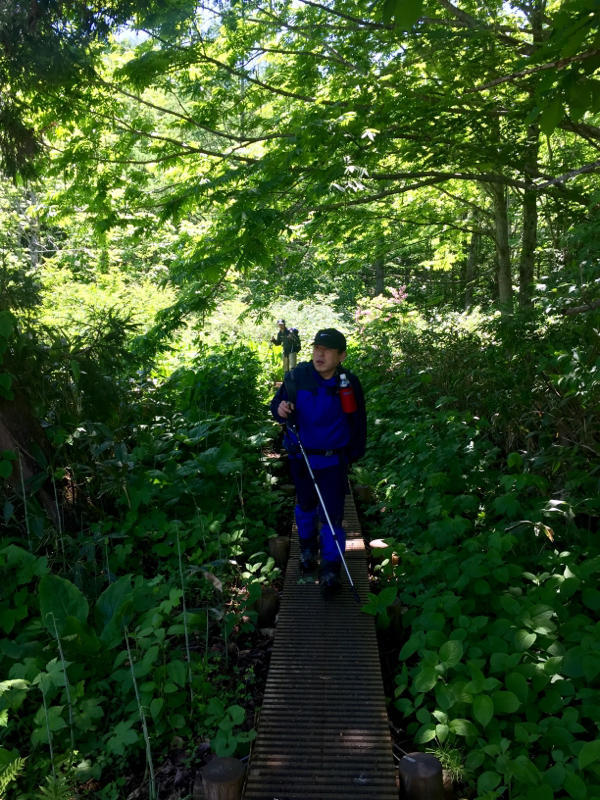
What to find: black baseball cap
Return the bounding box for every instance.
[311,328,347,351]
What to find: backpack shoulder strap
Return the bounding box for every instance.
[283,361,317,402]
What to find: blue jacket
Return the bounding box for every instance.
[270,361,367,468]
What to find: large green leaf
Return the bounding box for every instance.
[477,771,502,794]
[382,0,424,28]
[449,718,477,738]
[511,754,540,785]
[39,574,89,635]
[95,574,134,644]
[579,740,600,771]
[539,99,564,136]
[514,630,537,651]
[473,694,494,728]
[564,770,587,800]
[492,690,520,714]
[439,640,463,668]
[505,671,529,702]
[413,665,439,693]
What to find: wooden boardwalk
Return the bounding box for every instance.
[244,492,398,800]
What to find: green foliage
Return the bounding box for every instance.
[362,585,398,629]
[0,749,26,796]
[355,306,600,798]
[3,0,597,318]
[165,338,264,420]
[381,0,424,30]
[202,697,256,757]
[0,335,281,797]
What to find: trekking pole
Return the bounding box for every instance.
[288,420,360,604]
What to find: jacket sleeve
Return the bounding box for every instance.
[347,373,367,463]
[270,380,290,423]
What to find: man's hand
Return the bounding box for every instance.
[278,400,295,419]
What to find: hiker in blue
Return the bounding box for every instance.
[270,328,366,597]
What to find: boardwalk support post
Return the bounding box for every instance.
[256,586,280,627]
[398,752,445,799]
[200,756,245,800]
[268,534,290,568]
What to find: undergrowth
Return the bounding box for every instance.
[0,335,286,798]
[355,305,600,799]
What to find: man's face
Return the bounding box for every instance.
[312,344,346,379]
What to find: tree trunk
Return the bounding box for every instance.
[519,0,544,309]
[464,223,481,310]
[519,168,538,309]
[0,393,59,530]
[374,255,384,296]
[26,190,41,269]
[491,182,513,311]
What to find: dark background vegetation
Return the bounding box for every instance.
[1,0,599,797]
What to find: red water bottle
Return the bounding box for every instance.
[339,373,357,413]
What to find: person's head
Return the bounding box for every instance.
[311,328,347,379]
[277,318,285,329]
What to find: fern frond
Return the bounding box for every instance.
[0,756,27,795]
[38,773,75,800]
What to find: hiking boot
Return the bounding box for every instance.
[319,562,341,599]
[299,538,318,573]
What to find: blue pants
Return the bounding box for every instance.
[289,459,347,564]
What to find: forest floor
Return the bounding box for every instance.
[114,473,438,800]
[119,627,275,800]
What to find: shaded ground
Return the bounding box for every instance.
[118,627,275,800]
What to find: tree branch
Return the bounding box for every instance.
[371,166,598,195]
[189,47,332,105]
[434,185,495,219]
[108,81,293,145]
[434,0,530,49]
[562,299,600,316]
[295,0,389,30]
[252,4,350,38]
[248,45,359,72]
[138,27,336,105]
[371,169,528,189]
[562,120,600,151]
[314,177,451,210]
[533,159,600,188]
[72,100,259,165]
[466,48,600,93]
[45,141,203,167]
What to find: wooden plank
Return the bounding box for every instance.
[243,493,398,800]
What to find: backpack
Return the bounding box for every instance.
[290,328,301,352]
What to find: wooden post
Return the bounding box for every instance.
[369,538,399,565]
[268,534,290,568]
[354,484,375,503]
[256,586,280,627]
[398,752,445,800]
[201,757,245,800]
